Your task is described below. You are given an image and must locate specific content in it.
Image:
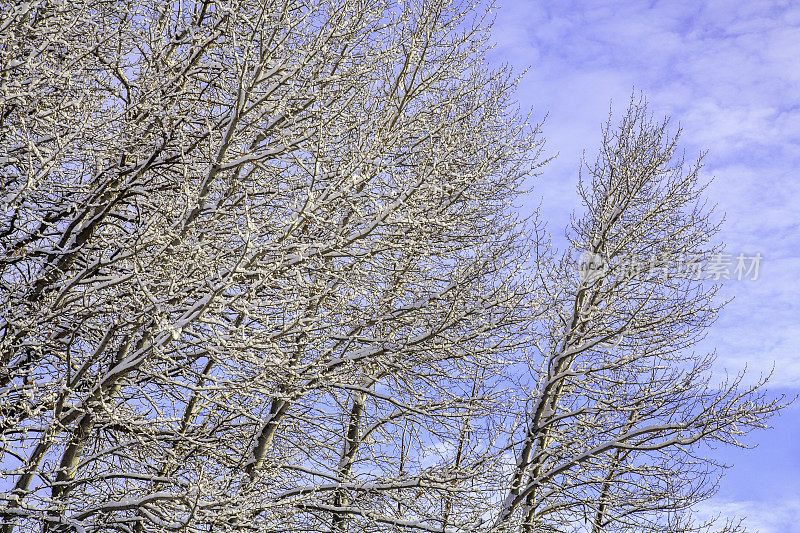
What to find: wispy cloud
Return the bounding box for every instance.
[489,0,800,527]
[491,0,800,385]
[695,498,800,533]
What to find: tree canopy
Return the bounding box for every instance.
[0,1,782,532]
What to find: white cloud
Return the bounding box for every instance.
[695,498,800,533]
[489,2,800,523]
[491,0,800,386]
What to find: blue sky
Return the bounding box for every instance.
[488,1,800,531]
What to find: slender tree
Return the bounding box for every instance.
[495,98,781,533]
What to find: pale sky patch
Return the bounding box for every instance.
[489,0,800,528]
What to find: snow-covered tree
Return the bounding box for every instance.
[0,1,781,532]
[0,1,542,531]
[495,99,782,533]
